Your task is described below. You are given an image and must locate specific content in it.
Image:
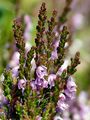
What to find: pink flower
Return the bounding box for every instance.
[66,77,77,92]
[12,65,19,77]
[51,49,58,60]
[57,100,69,111]
[43,80,48,88]
[30,65,48,90]
[64,77,77,100]
[30,78,48,90]
[64,89,76,100]
[30,80,37,90]
[48,74,56,88]
[57,93,69,112]
[36,65,47,79]
[53,40,59,49]
[18,79,27,92]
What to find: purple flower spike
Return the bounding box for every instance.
[48,74,56,88]
[18,79,27,93]
[36,65,47,79]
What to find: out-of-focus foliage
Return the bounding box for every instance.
[0,0,15,74]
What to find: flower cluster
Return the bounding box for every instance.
[30,65,57,90]
[30,65,48,90]
[1,2,80,120]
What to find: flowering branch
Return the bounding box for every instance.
[1,2,80,120]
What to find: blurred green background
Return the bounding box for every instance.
[0,0,90,93]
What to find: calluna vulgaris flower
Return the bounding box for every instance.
[18,79,27,93]
[0,1,80,120]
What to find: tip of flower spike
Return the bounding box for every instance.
[42,2,45,6]
[75,52,80,63]
[13,17,22,27]
[40,2,46,13]
[76,51,80,56]
[52,10,57,17]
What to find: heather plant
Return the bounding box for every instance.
[0,2,80,120]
